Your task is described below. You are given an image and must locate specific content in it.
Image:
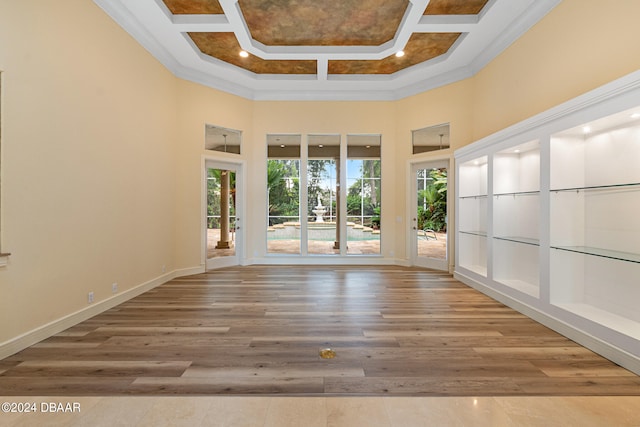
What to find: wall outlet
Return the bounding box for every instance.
[112,283,118,294]
[88,292,94,304]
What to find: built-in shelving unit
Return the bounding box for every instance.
[457,157,488,277]
[549,107,640,342]
[454,70,640,375]
[492,140,541,297]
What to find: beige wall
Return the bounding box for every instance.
[0,0,177,343]
[471,0,640,140]
[174,80,254,268]
[1,0,639,350]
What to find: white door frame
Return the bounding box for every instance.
[202,156,245,270]
[408,156,451,271]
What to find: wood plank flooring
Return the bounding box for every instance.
[1,265,639,396]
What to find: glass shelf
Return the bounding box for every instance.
[459,194,488,199]
[551,246,640,264]
[494,236,540,246]
[460,230,487,237]
[494,190,540,197]
[551,182,640,193]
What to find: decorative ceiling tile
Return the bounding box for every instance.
[238,0,409,46]
[424,0,489,15]
[189,32,317,74]
[328,33,460,74]
[162,0,223,14]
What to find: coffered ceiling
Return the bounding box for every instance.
[94,0,560,100]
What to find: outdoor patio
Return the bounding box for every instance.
[207,229,447,258]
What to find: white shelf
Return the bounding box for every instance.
[461,264,487,277]
[493,237,540,295]
[495,279,539,298]
[554,303,640,342]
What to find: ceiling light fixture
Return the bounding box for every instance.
[583,126,591,134]
[280,144,285,148]
[239,50,249,58]
[318,144,324,148]
[395,50,405,58]
[632,113,640,119]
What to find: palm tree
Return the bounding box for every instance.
[418,169,447,231]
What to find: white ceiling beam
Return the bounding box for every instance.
[317,58,329,81]
[416,15,478,33]
[171,14,232,32]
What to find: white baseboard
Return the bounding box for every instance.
[0,267,200,360]
[454,271,640,376]
[174,265,206,277]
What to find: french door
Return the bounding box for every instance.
[204,159,243,269]
[410,160,449,271]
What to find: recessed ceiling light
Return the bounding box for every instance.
[280,144,285,148]
[318,144,324,148]
[514,149,521,153]
[632,113,640,119]
[239,50,249,58]
[365,145,371,149]
[395,51,405,58]
[583,126,591,134]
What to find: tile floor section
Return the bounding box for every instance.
[1,396,639,426]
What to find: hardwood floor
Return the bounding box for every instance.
[1,265,638,396]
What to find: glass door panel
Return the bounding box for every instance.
[307,135,340,255]
[346,135,381,255]
[411,161,448,270]
[205,159,242,270]
[267,135,301,254]
[207,168,236,260]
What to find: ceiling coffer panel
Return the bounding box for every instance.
[162,0,224,15]
[328,33,460,75]
[238,0,409,46]
[423,0,489,15]
[189,32,317,74]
